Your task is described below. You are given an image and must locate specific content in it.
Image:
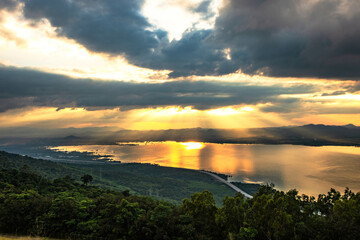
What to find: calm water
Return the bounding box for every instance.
[50,142,360,196]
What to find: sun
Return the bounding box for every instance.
[180,142,204,150]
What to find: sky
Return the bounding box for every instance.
[0,0,359,137]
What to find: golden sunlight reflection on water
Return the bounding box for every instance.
[180,142,204,150]
[50,142,360,196]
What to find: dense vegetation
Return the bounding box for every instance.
[1,168,360,240]
[1,150,359,239]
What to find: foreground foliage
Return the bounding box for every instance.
[0,168,359,240]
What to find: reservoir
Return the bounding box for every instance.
[50,142,360,196]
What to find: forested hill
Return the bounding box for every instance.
[1,160,360,239]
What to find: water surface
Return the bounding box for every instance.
[50,142,360,196]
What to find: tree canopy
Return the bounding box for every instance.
[0,168,359,239]
[80,174,93,185]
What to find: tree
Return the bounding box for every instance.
[182,190,219,239]
[81,174,93,186]
[216,193,247,238]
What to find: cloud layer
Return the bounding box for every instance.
[0,66,315,112]
[213,0,360,79]
[1,0,360,79]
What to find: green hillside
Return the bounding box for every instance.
[0,151,243,204]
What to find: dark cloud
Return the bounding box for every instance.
[138,30,236,77]
[212,0,360,79]
[22,0,161,57]
[20,0,229,77]
[190,0,215,21]
[321,91,346,96]
[0,66,315,112]
[260,99,303,113]
[8,0,360,79]
[192,0,212,14]
[0,0,18,11]
[347,83,360,93]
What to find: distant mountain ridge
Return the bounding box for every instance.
[0,124,359,146]
[108,124,360,146]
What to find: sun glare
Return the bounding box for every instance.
[180,142,204,150]
[142,0,221,40]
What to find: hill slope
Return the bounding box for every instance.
[0,151,253,203]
